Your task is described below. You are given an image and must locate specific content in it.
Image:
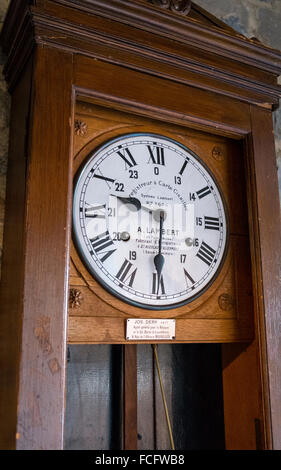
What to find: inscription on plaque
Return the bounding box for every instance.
[126,318,176,340]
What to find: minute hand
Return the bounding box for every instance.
[153,211,165,295]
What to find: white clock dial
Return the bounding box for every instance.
[72,133,228,309]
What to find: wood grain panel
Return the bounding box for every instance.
[67,316,253,344]
[74,55,251,138]
[248,106,281,450]
[222,342,264,450]
[14,47,73,450]
[0,57,33,450]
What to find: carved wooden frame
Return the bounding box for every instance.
[0,0,280,450]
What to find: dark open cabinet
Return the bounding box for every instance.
[0,0,280,450]
[64,344,225,450]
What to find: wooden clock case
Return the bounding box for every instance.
[0,0,280,450]
[70,102,252,343]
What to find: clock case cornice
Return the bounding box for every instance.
[1,0,281,107]
[1,0,281,105]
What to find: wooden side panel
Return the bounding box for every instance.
[0,58,33,450]
[222,342,264,450]
[222,107,281,451]
[9,47,73,450]
[249,106,281,450]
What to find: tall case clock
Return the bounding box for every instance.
[0,0,280,450]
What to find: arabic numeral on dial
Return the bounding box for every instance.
[154,167,160,175]
[129,170,138,179]
[115,182,125,192]
[129,250,137,261]
[112,232,122,241]
[174,176,182,185]
[185,237,199,247]
[108,207,116,217]
[196,217,202,226]
[180,254,186,263]
[189,192,196,201]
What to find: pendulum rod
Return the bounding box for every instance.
[152,345,175,450]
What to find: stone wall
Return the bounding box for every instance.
[0,0,281,268]
[196,0,281,199]
[0,0,10,270]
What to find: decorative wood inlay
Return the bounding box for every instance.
[212,146,224,161]
[69,288,83,308]
[218,293,235,311]
[149,0,191,15]
[74,119,88,136]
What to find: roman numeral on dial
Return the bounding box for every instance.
[147,145,165,166]
[204,216,220,231]
[93,173,115,184]
[116,259,137,287]
[179,158,189,176]
[116,147,137,169]
[90,230,116,262]
[196,186,212,199]
[152,273,165,295]
[84,203,106,218]
[196,241,216,266]
[183,268,195,287]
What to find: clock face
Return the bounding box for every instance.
[72,133,228,310]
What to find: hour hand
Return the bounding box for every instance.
[112,195,155,214]
[154,253,165,294]
[154,210,165,294]
[111,195,141,211]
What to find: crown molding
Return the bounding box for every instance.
[147,0,191,16]
[1,0,281,106]
[48,0,281,74]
